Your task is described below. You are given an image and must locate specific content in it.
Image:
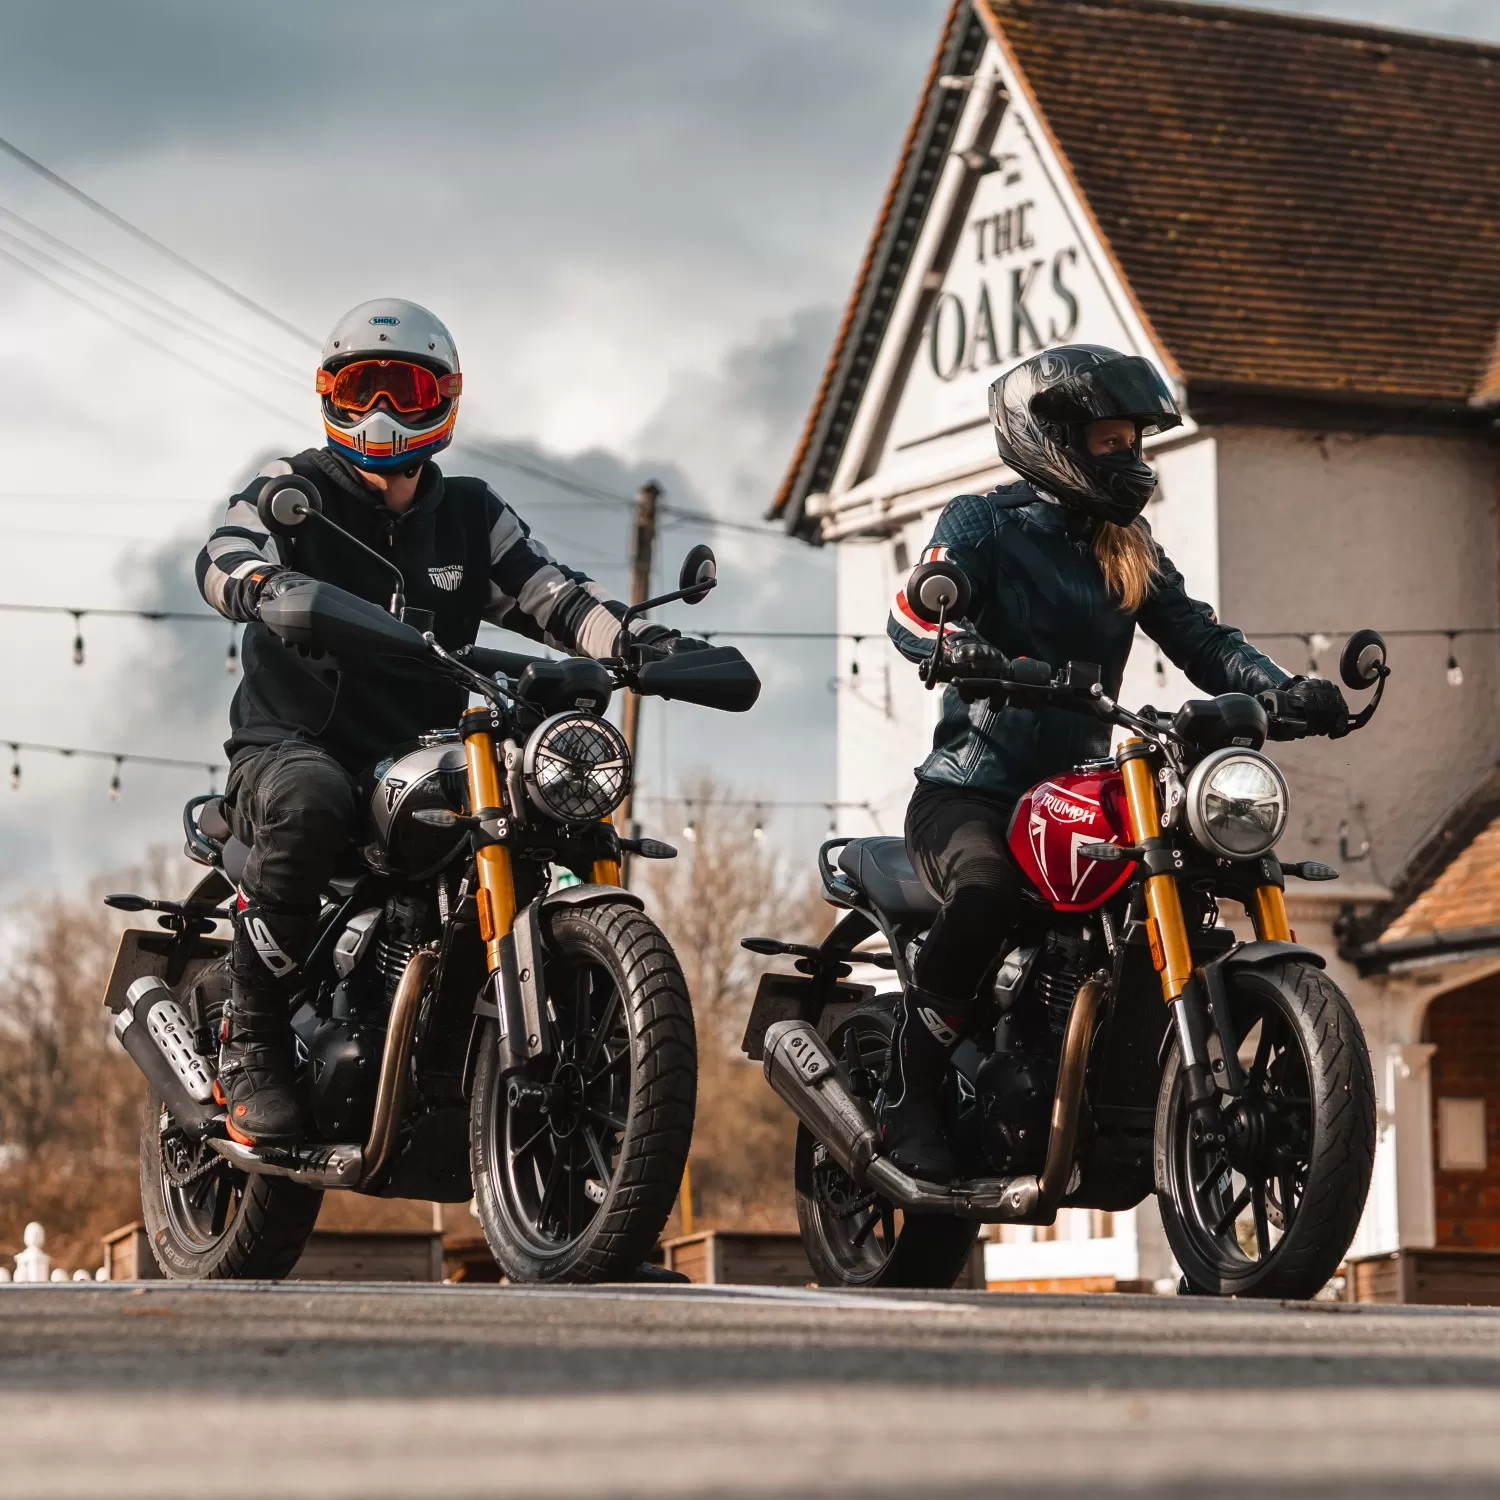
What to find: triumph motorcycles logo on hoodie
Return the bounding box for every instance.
[428,565,464,592]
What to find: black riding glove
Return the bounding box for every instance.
[1282,676,1351,739]
[250,568,316,618]
[948,641,1009,677]
[630,624,712,661]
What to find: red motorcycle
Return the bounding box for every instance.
[743,558,1383,1298]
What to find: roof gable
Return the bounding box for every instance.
[775,0,1500,533]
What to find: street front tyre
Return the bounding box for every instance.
[139,1088,322,1280]
[470,898,696,1283]
[795,1003,979,1289]
[1155,960,1375,1300]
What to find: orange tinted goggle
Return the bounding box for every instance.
[316,360,462,414]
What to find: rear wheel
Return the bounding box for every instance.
[1155,960,1374,1300]
[794,1004,979,1289]
[470,899,696,1282]
[137,958,321,1281]
[139,1090,322,1280]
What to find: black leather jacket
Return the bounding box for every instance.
[888,483,1289,806]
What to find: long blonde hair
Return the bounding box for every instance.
[1093,518,1159,613]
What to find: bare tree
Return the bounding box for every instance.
[642,777,827,1232]
[0,848,195,1268]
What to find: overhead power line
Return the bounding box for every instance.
[0,129,316,348]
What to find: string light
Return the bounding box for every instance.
[225,627,239,676]
[849,635,862,678]
[1446,632,1464,688]
[682,800,697,842]
[1153,647,1167,689]
[753,806,765,842]
[0,738,222,795]
[70,611,85,667]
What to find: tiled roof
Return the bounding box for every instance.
[991,0,1500,408]
[1381,813,1500,946]
[774,0,1500,528]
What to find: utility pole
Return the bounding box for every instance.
[616,480,659,886]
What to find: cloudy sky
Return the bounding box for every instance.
[0,0,1491,895]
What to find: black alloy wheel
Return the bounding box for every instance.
[470,899,695,1283]
[794,1003,978,1289]
[1155,960,1374,1300]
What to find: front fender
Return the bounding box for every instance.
[1217,938,1326,972]
[540,883,644,913]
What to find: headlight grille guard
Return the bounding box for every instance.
[520,711,632,825]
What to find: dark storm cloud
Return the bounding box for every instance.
[0,1,950,161]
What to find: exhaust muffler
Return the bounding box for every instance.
[762,972,1107,1224]
[762,1019,880,1181]
[114,976,221,1136]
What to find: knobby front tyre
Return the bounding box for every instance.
[1155,959,1375,1300]
[469,898,696,1283]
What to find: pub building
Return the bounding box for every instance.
[772,0,1500,1296]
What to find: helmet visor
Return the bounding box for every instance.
[1030,355,1181,435]
[317,360,462,416]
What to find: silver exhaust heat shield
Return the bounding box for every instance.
[113,976,221,1137]
[761,1020,879,1181]
[208,1137,365,1190]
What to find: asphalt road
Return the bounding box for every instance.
[5,1282,1500,1498]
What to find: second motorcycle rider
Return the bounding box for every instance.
[198,298,706,1146]
[883,343,1351,1183]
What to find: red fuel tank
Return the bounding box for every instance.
[1008,769,1136,912]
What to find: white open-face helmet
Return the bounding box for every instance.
[317,298,461,472]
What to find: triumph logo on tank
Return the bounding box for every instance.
[428,565,464,592]
[1035,789,1095,824]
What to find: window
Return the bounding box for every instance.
[1438,1097,1488,1172]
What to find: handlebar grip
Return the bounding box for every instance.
[456,643,547,678]
[1008,657,1054,687]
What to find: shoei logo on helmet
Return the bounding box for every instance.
[369,315,401,326]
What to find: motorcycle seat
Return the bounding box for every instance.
[195,797,361,897]
[837,837,939,922]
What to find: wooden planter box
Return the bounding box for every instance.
[1347,1248,1500,1306]
[102,1224,444,1282]
[662,1230,814,1286]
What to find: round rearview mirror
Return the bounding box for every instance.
[256,476,323,537]
[1338,628,1388,690]
[678,544,717,604]
[903,560,971,625]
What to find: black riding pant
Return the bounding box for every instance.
[224,741,360,949]
[904,780,1025,1011]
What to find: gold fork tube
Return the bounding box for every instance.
[1119,745,1194,1002]
[1251,883,1293,941]
[463,725,516,971]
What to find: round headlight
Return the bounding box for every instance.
[522,712,631,824]
[1184,749,1288,859]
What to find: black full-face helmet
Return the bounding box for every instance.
[987,344,1183,525]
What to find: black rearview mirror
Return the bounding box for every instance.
[678,544,717,605]
[256,476,323,537]
[1339,629,1388,690]
[903,559,971,625]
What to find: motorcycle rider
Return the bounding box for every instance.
[883,343,1349,1182]
[199,298,703,1146]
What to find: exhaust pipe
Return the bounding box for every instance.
[114,977,220,1136]
[762,1020,880,1180]
[764,972,1108,1224]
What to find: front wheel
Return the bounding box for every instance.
[470,899,696,1282]
[1155,960,1375,1300]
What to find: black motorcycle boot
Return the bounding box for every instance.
[877,988,973,1184]
[216,903,314,1147]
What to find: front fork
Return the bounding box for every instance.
[460,709,622,1069]
[1117,738,1288,1111]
